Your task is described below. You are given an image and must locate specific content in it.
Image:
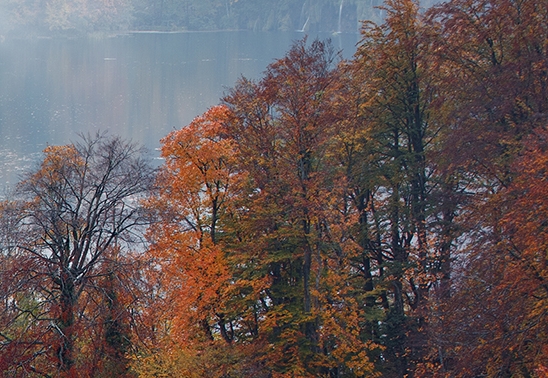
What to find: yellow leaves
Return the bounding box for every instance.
[32,144,83,184]
[43,144,80,163]
[131,345,243,378]
[313,270,382,377]
[131,333,266,377]
[318,304,381,376]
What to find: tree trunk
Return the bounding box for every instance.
[57,268,76,376]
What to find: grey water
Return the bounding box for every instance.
[0,31,359,189]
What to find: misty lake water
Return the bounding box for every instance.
[0,31,359,189]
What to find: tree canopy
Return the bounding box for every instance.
[1,0,548,376]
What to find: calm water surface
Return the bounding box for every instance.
[0,31,358,188]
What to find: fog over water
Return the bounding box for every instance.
[0,31,359,189]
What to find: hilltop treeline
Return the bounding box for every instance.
[1,0,547,377]
[2,0,439,36]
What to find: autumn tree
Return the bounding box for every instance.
[435,126,548,377]
[424,0,548,375]
[430,0,548,187]
[141,38,381,377]
[0,134,155,376]
[222,38,380,376]
[136,1,548,376]
[224,39,339,375]
[140,105,259,376]
[78,246,140,377]
[491,128,548,374]
[341,0,450,375]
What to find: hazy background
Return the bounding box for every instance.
[0,0,440,188]
[0,0,440,37]
[0,30,358,188]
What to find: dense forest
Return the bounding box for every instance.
[1,0,548,376]
[0,0,439,35]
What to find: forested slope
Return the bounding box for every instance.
[1,0,547,377]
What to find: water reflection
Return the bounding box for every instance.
[0,31,358,188]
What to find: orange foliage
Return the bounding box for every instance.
[147,105,239,344]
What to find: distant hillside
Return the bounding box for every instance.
[1,0,441,37]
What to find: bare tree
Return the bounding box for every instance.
[0,133,155,376]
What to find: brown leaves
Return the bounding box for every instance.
[0,134,155,375]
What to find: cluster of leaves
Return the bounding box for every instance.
[1,0,547,377]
